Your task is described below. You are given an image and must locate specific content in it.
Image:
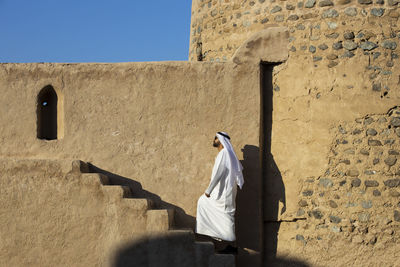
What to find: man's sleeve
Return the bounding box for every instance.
[205,152,227,195]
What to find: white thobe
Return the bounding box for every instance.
[195,149,237,241]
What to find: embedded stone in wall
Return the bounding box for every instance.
[360,41,378,51]
[364,117,374,125]
[365,180,379,187]
[373,189,381,196]
[351,178,362,188]
[319,178,333,188]
[345,7,358,16]
[319,44,328,50]
[326,33,339,39]
[366,128,378,136]
[303,190,314,196]
[371,8,385,16]
[329,216,342,224]
[311,210,323,219]
[328,61,338,68]
[287,15,300,21]
[346,169,360,177]
[305,0,316,8]
[341,51,355,58]
[299,199,308,207]
[319,0,334,7]
[388,149,399,155]
[362,200,373,209]
[382,40,398,50]
[333,42,343,50]
[390,117,400,127]
[329,200,338,208]
[271,6,282,13]
[286,4,295,10]
[343,41,358,51]
[322,9,339,18]
[372,83,382,92]
[327,54,338,60]
[344,32,355,40]
[395,211,400,222]
[384,156,397,166]
[384,178,400,188]
[368,139,382,146]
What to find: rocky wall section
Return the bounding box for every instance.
[189,0,400,68]
[298,106,400,240]
[274,107,400,266]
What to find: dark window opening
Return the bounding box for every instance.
[37,85,57,140]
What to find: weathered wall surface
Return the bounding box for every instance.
[0,62,262,265]
[0,159,149,266]
[190,0,399,63]
[190,0,400,265]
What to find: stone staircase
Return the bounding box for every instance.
[72,160,235,267]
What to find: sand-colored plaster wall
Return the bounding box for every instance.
[0,62,262,264]
[0,159,150,266]
[0,61,260,216]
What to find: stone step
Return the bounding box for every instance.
[195,241,215,267]
[102,185,132,200]
[147,228,196,267]
[81,173,109,186]
[209,254,235,267]
[121,198,153,212]
[165,229,195,240]
[146,209,175,232]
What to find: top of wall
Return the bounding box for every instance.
[189,0,400,62]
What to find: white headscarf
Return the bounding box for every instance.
[216,132,244,189]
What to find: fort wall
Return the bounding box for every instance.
[0,62,260,223]
[0,62,261,265]
[1,1,400,263]
[190,1,400,264]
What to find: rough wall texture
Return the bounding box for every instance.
[0,62,261,266]
[190,0,400,64]
[190,0,400,265]
[0,159,149,266]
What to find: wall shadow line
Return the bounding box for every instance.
[87,163,196,229]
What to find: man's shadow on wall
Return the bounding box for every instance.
[237,145,287,266]
[87,163,195,229]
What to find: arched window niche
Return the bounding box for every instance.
[36,85,64,140]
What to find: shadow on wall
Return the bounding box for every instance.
[113,232,196,267]
[263,153,286,263]
[112,232,310,267]
[236,145,262,254]
[260,63,288,265]
[87,163,195,229]
[237,145,287,266]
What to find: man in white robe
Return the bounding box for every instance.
[196,132,244,253]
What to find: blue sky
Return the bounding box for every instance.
[0,0,192,62]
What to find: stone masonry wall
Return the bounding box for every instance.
[190,1,400,265]
[297,107,400,247]
[189,0,400,66]
[271,107,400,266]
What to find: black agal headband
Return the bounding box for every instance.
[217,132,230,140]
